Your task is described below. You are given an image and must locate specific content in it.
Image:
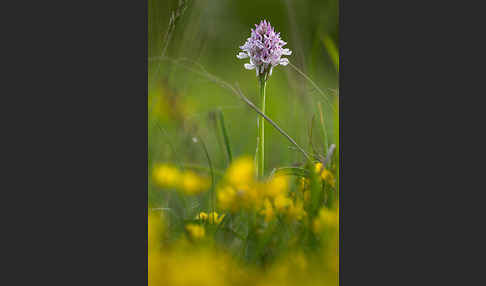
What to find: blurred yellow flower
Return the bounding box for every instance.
[298,177,311,203]
[314,163,335,187]
[320,169,335,187]
[313,207,339,233]
[274,194,292,211]
[217,183,262,212]
[259,198,275,222]
[287,200,307,221]
[153,164,181,188]
[185,223,205,239]
[217,156,272,212]
[152,164,210,195]
[265,176,289,198]
[181,170,209,195]
[217,185,238,211]
[225,156,255,188]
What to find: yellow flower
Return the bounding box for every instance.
[152,164,181,188]
[259,199,275,222]
[242,184,261,207]
[287,200,307,221]
[298,177,311,203]
[196,211,225,224]
[217,185,237,211]
[208,212,225,224]
[265,176,289,198]
[217,183,262,212]
[274,194,292,211]
[181,170,209,195]
[185,223,205,239]
[320,169,335,187]
[225,156,255,188]
[195,212,208,221]
[314,163,335,187]
[152,164,210,195]
[313,207,339,233]
[217,156,266,212]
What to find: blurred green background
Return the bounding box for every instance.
[148,0,339,208]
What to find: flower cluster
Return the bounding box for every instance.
[195,211,226,225]
[216,156,307,222]
[217,157,261,211]
[152,164,210,195]
[237,20,291,78]
[185,223,205,239]
[313,207,339,233]
[314,162,336,187]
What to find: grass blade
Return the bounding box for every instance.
[218,109,233,164]
[271,167,311,178]
[322,35,339,72]
[196,136,216,214]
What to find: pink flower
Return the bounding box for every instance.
[237,20,292,78]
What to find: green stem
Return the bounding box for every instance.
[258,77,267,179]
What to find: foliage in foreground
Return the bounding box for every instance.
[149,155,338,286]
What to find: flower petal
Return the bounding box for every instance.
[236,52,249,59]
[244,63,255,70]
[282,48,292,55]
[279,58,289,66]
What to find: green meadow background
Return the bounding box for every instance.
[149,0,338,208]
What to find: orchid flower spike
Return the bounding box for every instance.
[237,19,291,79]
